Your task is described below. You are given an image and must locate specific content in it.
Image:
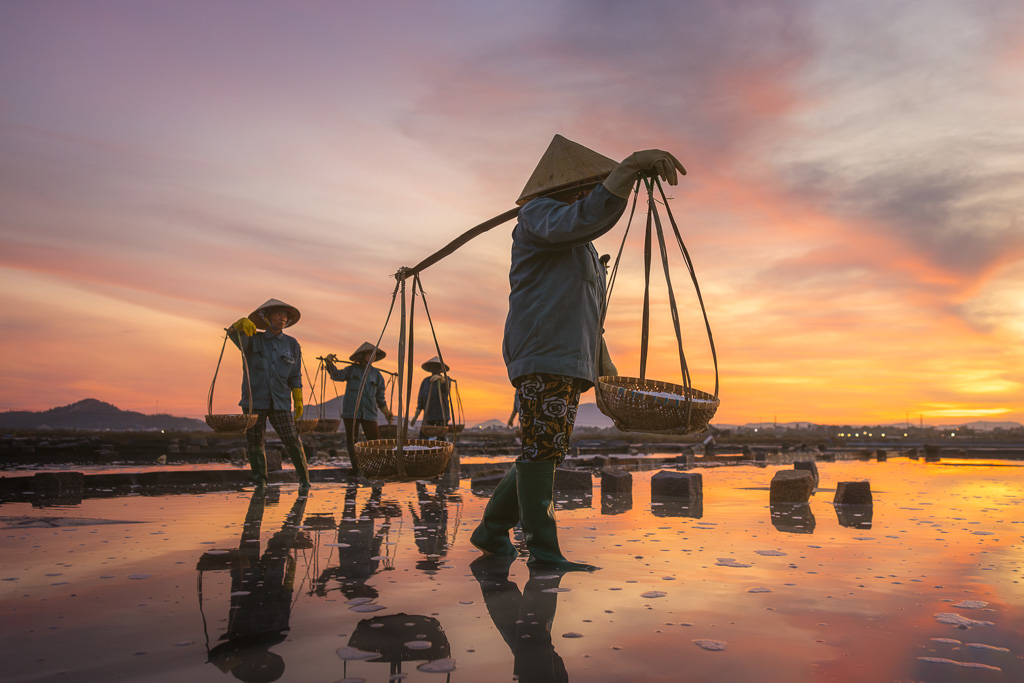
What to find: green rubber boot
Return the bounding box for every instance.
[247,446,268,487]
[470,467,520,555]
[285,441,311,489]
[516,459,598,572]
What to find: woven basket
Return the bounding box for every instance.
[295,418,319,434]
[596,376,719,435]
[419,423,463,437]
[205,413,258,433]
[353,439,455,479]
[313,418,341,433]
[419,424,447,437]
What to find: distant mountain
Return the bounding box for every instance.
[943,421,1023,432]
[305,396,392,425]
[0,399,209,431]
[575,402,616,428]
[469,419,508,430]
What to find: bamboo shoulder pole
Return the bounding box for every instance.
[400,207,520,278]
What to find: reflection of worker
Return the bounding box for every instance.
[470,556,569,683]
[325,342,394,475]
[205,490,309,682]
[410,356,451,436]
[311,483,399,600]
[228,298,311,489]
[408,481,454,571]
[471,136,685,571]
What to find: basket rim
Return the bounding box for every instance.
[354,438,455,457]
[204,413,258,433]
[598,375,719,408]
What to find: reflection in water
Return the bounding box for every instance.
[197,489,310,682]
[651,496,704,518]
[8,461,1024,682]
[554,491,592,511]
[408,481,461,571]
[834,503,873,528]
[347,613,451,677]
[311,483,401,600]
[601,491,632,515]
[769,502,816,533]
[471,556,569,683]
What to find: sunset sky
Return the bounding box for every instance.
[2,0,1022,426]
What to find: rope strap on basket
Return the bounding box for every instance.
[595,174,719,434]
[206,331,256,431]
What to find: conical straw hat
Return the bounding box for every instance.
[350,341,387,362]
[516,134,619,205]
[248,298,301,329]
[421,356,450,373]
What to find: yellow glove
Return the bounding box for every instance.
[231,318,257,336]
[603,149,686,198]
[292,387,303,421]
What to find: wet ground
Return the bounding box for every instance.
[2,458,1023,682]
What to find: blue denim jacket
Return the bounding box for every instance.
[326,363,388,421]
[503,184,627,388]
[228,329,302,411]
[417,375,451,422]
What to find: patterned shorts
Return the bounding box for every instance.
[515,373,582,463]
[246,410,302,450]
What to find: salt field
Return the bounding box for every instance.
[2,458,1023,682]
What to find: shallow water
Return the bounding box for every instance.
[2,459,1022,682]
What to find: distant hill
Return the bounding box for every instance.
[575,402,615,428]
[305,396,391,425]
[939,421,1023,432]
[0,399,209,431]
[470,419,508,431]
[305,399,618,429]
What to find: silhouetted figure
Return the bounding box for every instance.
[324,342,394,475]
[411,356,453,439]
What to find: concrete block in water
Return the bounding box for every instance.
[555,468,593,492]
[794,460,819,485]
[769,470,815,503]
[876,449,887,462]
[266,448,283,471]
[600,467,632,495]
[32,472,84,498]
[651,470,703,499]
[834,481,872,505]
[470,469,508,490]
